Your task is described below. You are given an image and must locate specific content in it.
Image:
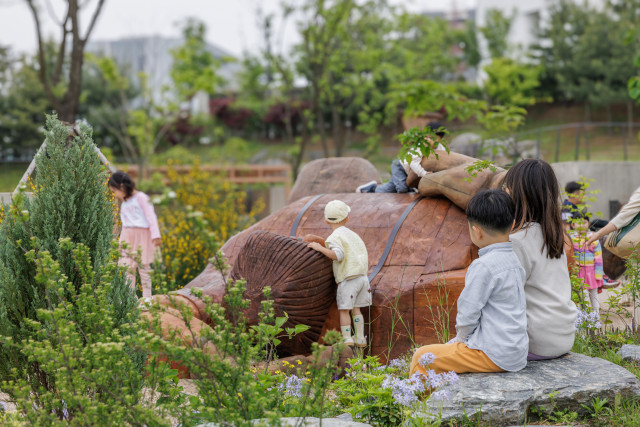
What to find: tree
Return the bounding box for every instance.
[293,0,356,157]
[483,58,541,107]
[0,116,138,405]
[0,53,51,160]
[170,18,224,103]
[24,0,106,122]
[480,8,513,59]
[532,0,637,121]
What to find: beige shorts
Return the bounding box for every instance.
[336,275,372,310]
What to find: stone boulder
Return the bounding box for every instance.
[416,353,640,426]
[199,417,371,427]
[288,157,381,203]
[449,133,481,158]
[619,344,640,362]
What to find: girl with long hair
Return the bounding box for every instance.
[503,159,577,360]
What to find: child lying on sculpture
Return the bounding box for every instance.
[307,200,371,347]
[410,189,528,376]
[355,121,446,193]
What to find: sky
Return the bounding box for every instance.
[0,0,476,58]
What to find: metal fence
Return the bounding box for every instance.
[512,122,640,162]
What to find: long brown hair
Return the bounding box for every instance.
[503,159,565,259]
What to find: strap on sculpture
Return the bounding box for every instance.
[368,196,423,282]
[290,194,325,237]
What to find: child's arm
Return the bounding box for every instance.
[307,242,338,260]
[138,193,161,246]
[409,153,431,178]
[454,263,495,343]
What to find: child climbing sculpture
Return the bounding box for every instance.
[307,200,371,347]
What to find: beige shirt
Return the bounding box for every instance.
[510,223,577,357]
[610,186,640,229]
[325,226,368,284]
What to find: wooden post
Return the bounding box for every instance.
[623,123,628,161]
[584,125,590,161]
[555,128,561,163]
[574,126,581,161]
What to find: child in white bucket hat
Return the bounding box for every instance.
[307,200,371,347]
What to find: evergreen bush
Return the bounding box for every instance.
[0,116,139,405]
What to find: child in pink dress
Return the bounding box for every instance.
[108,171,161,298]
[570,214,603,312]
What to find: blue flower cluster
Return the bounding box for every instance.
[575,309,601,331]
[388,358,409,370]
[381,353,459,406]
[278,374,304,397]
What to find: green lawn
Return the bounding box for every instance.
[0,163,28,192]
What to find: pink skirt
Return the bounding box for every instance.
[579,266,603,290]
[120,227,158,266]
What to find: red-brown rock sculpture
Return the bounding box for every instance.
[288,157,381,203]
[162,193,475,363]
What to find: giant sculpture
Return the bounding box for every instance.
[151,153,626,368]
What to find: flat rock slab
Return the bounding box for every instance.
[416,352,640,426]
[619,344,640,362]
[199,418,371,427]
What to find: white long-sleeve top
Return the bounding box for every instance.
[510,223,577,357]
[120,191,161,240]
[399,143,446,177]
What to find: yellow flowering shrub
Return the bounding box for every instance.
[155,160,264,289]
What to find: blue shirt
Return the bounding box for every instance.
[455,241,528,372]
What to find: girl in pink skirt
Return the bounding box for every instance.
[569,213,603,312]
[108,171,161,298]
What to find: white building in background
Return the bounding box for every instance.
[85,36,241,111]
[475,0,606,82]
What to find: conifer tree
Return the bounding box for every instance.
[0,115,138,396]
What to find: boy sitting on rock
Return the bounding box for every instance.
[410,189,528,375]
[307,200,371,347]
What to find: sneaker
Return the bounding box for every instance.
[602,275,620,289]
[356,181,377,193]
[344,336,367,348]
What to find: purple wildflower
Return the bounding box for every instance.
[278,375,304,397]
[381,374,425,406]
[431,389,451,401]
[419,352,436,367]
[575,309,601,331]
[388,358,409,371]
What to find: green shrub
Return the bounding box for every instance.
[2,240,169,425]
[151,145,199,166]
[0,116,139,410]
[141,248,344,426]
[210,137,255,164]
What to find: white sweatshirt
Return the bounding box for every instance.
[510,223,577,357]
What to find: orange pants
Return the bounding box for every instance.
[410,342,504,376]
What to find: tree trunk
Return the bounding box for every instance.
[59,39,85,122]
[607,104,612,135]
[585,102,591,123]
[292,114,311,180]
[283,102,294,146]
[331,107,343,157]
[312,78,329,158]
[628,100,634,142]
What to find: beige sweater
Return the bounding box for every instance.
[510,223,577,357]
[610,186,640,229]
